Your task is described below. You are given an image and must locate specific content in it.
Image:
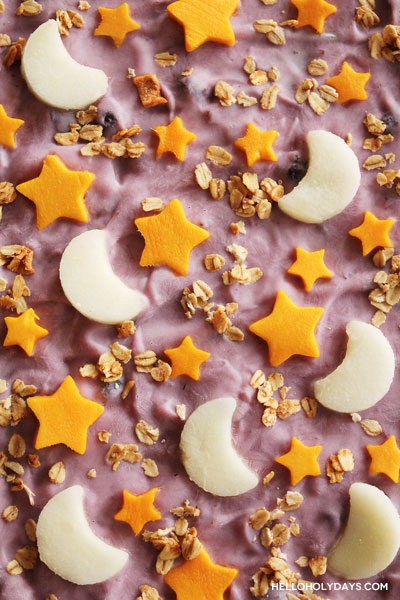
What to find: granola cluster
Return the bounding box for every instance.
[369,249,400,327]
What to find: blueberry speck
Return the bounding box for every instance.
[381,111,397,133]
[288,157,308,182]
[102,111,117,128]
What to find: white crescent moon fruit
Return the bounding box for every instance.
[59,229,149,324]
[278,130,360,223]
[328,483,400,579]
[36,486,129,585]
[180,397,259,497]
[21,20,108,110]
[314,321,394,413]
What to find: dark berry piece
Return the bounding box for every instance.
[102,111,117,128]
[288,157,308,182]
[381,111,397,133]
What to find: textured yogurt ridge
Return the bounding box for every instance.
[1,0,400,599]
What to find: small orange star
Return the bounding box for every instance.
[325,61,370,103]
[4,308,48,356]
[164,547,238,600]
[135,198,210,276]
[154,116,197,161]
[167,0,239,52]
[292,0,336,34]
[287,247,332,292]
[234,122,278,167]
[349,210,394,256]
[16,155,94,230]
[0,104,24,149]
[275,437,322,485]
[27,376,104,454]
[164,336,210,380]
[249,290,324,366]
[114,488,162,535]
[94,3,140,48]
[366,436,400,483]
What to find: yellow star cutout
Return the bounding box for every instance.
[366,436,400,483]
[164,336,210,380]
[249,290,324,366]
[292,0,336,34]
[287,247,332,292]
[27,376,104,454]
[3,308,48,356]
[349,210,394,256]
[114,488,162,535]
[154,116,197,161]
[234,122,278,167]
[167,0,239,52]
[325,61,370,103]
[0,104,24,149]
[164,547,238,600]
[135,198,210,276]
[275,437,322,486]
[94,2,140,48]
[16,155,94,230]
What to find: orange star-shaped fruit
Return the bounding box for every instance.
[275,437,322,485]
[154,116,197,161]
[167,0,239,52]
[27,376,104,454]
[135,198,209,276]
[249,290,324,366]
[16,155,94,230]
[114,488,162,535]
[287,247,332,292]
[164,336,210,380]
[94,2,140,48]
[292,0,336,34]
[3,308,48,356]
[164,547,238,600]
[0,104,24,149]
[349,210,394,256]
[366,436,400,483]
[234,122,278,167]
[325,61,370,103]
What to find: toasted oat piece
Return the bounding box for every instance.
[133,74,167,108]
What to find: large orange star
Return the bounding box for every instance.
[3,308,48,356]
[0,104,24,149]
[292,0,336,34]
[114,488,162,535]
[164,336,210,380]
[325,61,370,103]
[275,437,322,485]
[287,247,332,292]
[16,155,94,230]
[349,210,394,256]
[366,436,400,483]
[167,0,239,52]
[27,376,104,454]
[164,548,238,600]
[234,122,278,167]
[135,198,210,276]
[249,290,324,366]
[94,2,140,48]
[154,116,197,161]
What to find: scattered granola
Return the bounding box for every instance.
[24,518,36,542]
[48,461,66,484]
[106,443,142,470]
[307,58,328,76]
[97,430,111,443]
[237,91,258,107]
[16,0,42,17]
[204,254,225,271]
[8,433,26,458]
[0,245,34,275]
[141,458,159,477]
[141,197,164,212]
[206,145,232,166]
[194,162,212,190]
[87,468,97,478]
[260,85,280,110]
[222,263,263,285]
[361,418,383,436]
[3,37,26,68]
[136,420,159,445]
[175,404,187,420]
[117,320,136,337]
[121,380,135,400]
[214,80,236,106]
[136,585,162,600]
[134,73,168,108]
[154,51,177,66]
[2,505,19,522]
[326,449,355,483]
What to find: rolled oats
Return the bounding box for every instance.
[6,559,23,575]
[141,197,164,212]
[243,55,256,74]
[48,461,66,484]
[2,505,19,522]
[204,254,225,271]
[150,360,172,382]
[237,91,258,107]
[209,178,226,200]
[154,51,177,66]
[121,380,135,400]
[260,84,280,110]
[16,0,42,16]
[249,70,268,85]
[249,508,270,530]
[206,145,232,165]
[195,162,212,189]
[135,420,159,445]
[307,59,328,76]
[24,518,36,542]
[135,350,157,372]
[308,91,329,115]
[15,546,37,569]
[214,80,236,106]
[361,418,382,436]
[308,556,327,577]
[141,458,159,477]
[117,320,136,337]
[8,433,25,458]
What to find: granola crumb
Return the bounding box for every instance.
[98,430,112,443]
[230,221,246,235]
[135,420,159,445]
[48,461,66,484]
[87,468,97,478]
[117,320,136,338]
[263,470,275,485]
[2,505,19,522]
[24,518,37,542]
[175,404,186,420]
[141,458,159,477]
[121,379,135,400]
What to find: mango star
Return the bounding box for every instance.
[135,198,210,276]
[154,116,197,161]
[292,0,336,34]
[164,336,210,380]
[234,122,278,167]
[366,436,400,483]
[349,210,394,256]
[16,155,94,230]
[114,488,161,535]
[4,308,48,356]
[249,290,324,366]
[167,0,239,52]
[164,547,238,600]
[287,247,332,291]
[326,61,370,103]
[275,437,322,486]
[0,104,24,149]
[27,376,104,454]
[94,2,140,48]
